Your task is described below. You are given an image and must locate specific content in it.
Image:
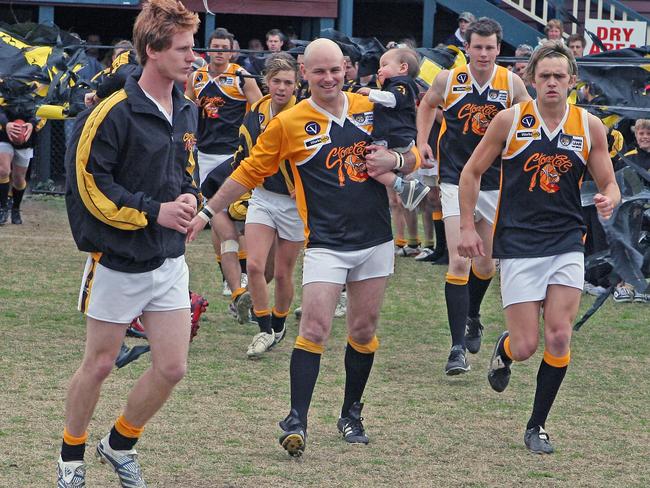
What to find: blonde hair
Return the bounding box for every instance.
[633,119,650,132]
[264,52,299,82]
[133,0,199,66]
[523,40,577,84]
[544,19,563,35]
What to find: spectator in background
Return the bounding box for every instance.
[567,34,586,58]
[444,12,476,50]
[248,38,263,52]
[78,33,105,82]
[512,44,536,97]
[266,29,285,52]
[539,19,564,45]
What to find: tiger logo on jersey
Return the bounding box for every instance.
[458,103,499,136]
[524,153,573,193]
[325,141,369,186]
[183,132,197,152]
[198,96,225,118]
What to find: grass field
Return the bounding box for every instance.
[1,196,649,487]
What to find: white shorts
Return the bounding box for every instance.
[246,187,304,241]
[0,142,33,168]
[302,240,394,285]
[440,182,498,224]
[78,255,190,324]
[500,252,584,308]
[197,150,231,184]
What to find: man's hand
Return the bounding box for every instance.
[185,214,208,242]
[84,92,100,108]
[157,201,195,233]
[594,193,614,220]
[365,144,395,178]
[176,193,198,213]
[458,228,485,258]
[356,87,371,96]
[417,142,434,169]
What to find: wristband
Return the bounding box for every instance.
[393,151,404,170]
[198,204,215,223]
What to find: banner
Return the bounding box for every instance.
[584,19,647,54]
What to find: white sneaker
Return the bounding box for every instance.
[414,247,434,261]
[613,285,634,302]
[57,457,86,487]
[247,331,275,358]
[96,434,147,487]
[222,281,232,297]
[395,245,420,257]
[272,325,286,347]
[334,291,347,318]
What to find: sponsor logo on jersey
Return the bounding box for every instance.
[452,85,473,93]
[305,121,321,135]
[524,153,573,193]
[457,103,499,136]
[304,134,331,149]
[258,113,265,125]
[557,133,584,151]
[218,76,235,87]
[325,141,368,186]
[487,89,508,103]
[516,130,541,140]
[456,72,468,84]
[351,112,373,126]
[521,114,536,128]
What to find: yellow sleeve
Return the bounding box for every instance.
[231,116,287,189]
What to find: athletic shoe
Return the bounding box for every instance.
[278,409,306,457]
[189,291,208,341]
[395,245,421,257]
[613,285,634,302]
[465,316,484,354]
[232,291,253,324]
[487,331,512,392]
[398,179,430,211]
[337,401,369,444]
[524,425,554,454]
[430,250,449,265]
[633,291,649,303]
[10,207,22,224]
[583,281,608,296]
[294,306,302,319]
[247,331,275,358]
[222,281,232,297]
[414,247,435,261]
[444,345,471,375]
[334,290,347,318]
[271,324,286,347]
[57,457,86,487]
[0,206,8,225]
[96,434,147,487]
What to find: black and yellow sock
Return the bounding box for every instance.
[445,274,469,348]
[432,211,446,252]
[468,265,495,319]
[216,255,225,282]
[341,336,378,417]
[11,181,26,210]
[238,250,247,276]
[61,428,87,462]
[407,237,420,248]
[394,237,407,248]
[0,178,9,208]
[271,307,289,333]
[109,414,144,451]
[290,336,324,426]
[527,350,570,429]
[254,308,272,334]
[497,334,514,365]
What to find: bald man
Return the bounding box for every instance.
[187,38,419,456]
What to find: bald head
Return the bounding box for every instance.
[303,38,343,68]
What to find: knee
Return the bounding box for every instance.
[155,361,187,385]
[0,165,9,179]
[81,354,116,383]
[299,317,329,345]
[545,328,571,353]
[348,317,378,344]
[510,337,538,361]
[246,258,265,278]
[273,268,292,287]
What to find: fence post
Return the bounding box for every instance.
[33,122,51,184]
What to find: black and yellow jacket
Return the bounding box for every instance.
[65,75,199,273]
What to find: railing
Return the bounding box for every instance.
[499,0,649,37]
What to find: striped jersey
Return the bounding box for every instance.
[191,63,247,154]
[438,64,515,189]
[493,100,591,258]
[231,92,392,250]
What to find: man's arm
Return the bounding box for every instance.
[586,114,621,218]
[241,70,263,105]
[416,70,448,161]
[457,109,514,257]
[365,144,420,178]
[511,74,533,104]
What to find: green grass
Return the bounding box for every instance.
[1,196,649,487]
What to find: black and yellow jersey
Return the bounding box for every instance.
[231,92,392,251]
[191,63,248,155]
[233,94,296,195]
[493,101,591,259]
[91,50,140,100]
[438,64,514,189]
[623,147,650,172]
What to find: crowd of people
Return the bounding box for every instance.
[0,1,641,485]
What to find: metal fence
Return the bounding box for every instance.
[31,119,68,194]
